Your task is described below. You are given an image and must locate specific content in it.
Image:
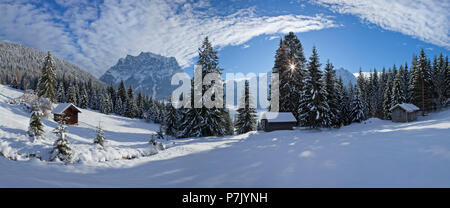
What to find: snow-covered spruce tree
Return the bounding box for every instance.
[163,98,179,136]
[136,92,144,119]
[351,86,367,123]
[118,80,128,106]
[37,51,57,102]
[51,117,72,162]
[126,85,136,118]
[391,66,405,106]
[79,86,89,109]
[445,55,449,102]
[323,60,340,127]
[408,57,417,104]
[336,77,351,126]
[93,122,106,147]
[178,37,229,138]
[67,84,78,106]
[28,102,44,141]
[114,96,123,115]
[368,69,381,118]
[102,94,112,115]
[298,46,331,128]
[56,81,65,103]
[383,72,393,120]
[276,32,307,119]
[235,80,257,134]
[411,49,433,114]
[107,84,117,108]
[401,63,411,103]
[356,69,369,118]
[430,53,447,110]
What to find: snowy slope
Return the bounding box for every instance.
[1,85,450,187]
[0,84,164,164]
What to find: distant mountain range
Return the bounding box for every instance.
[0,42,104,87]
[100,52,183,99]
[335,67,357,86]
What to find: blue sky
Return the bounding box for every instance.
[1,0,449,77]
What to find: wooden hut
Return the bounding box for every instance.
[260,112,297,132]
[389,103,420,123]
[52,103,81,125]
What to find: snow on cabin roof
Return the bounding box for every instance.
[52,103,81,114]
[390,103,420,113]
[260,112,297,123]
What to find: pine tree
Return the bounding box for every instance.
[51,117,72,162]
[79,86,89,109]
[136,92,144,118]
[37,51,57,102]
[411,49,433,115]
[391,66,405,106]
[276,32,307,119]
[163,99,179,136]
[383,73,393,120]
[356,69,369,118]
[323,60,339,127]
[431,53,447,110]
[118,80,128,104]
[351,86,366,123]
[178,37,228,138]
[235,80,257,134]
[102,94,112,115]
[56,81,65,103]
[336,78,351,126]
[298,46,330,128]
[93,122,106,147]
[368,69,380,117]
[67,84,78,105]
[115,97,123,115]
[126,85,136,118]
[28,102,44,141]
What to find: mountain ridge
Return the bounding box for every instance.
[100,51,184,99]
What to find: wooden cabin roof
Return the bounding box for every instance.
[52,103,81,114]
[389,103,420,113]
[260,112,297,123]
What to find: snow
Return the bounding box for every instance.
[52,103,81,114]
[1,85,450,187]
[260,112,297,123]
[390,103,420,112]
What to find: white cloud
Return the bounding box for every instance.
[313,0,450,49]
[0,0,336,77]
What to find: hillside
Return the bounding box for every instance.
[1,84,450,187]
[0,42,105,88]
[100,52,183,99]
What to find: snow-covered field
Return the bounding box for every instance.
[1,84,450,187]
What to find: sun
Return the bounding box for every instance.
[289,63,296,71]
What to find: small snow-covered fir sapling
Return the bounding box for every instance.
[93,121,106,147]
[51,116,72,162]
[156,125,164,140]
[28,102,45,141]
[149,135,156,145]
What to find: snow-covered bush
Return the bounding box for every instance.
[9,91,39,111]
